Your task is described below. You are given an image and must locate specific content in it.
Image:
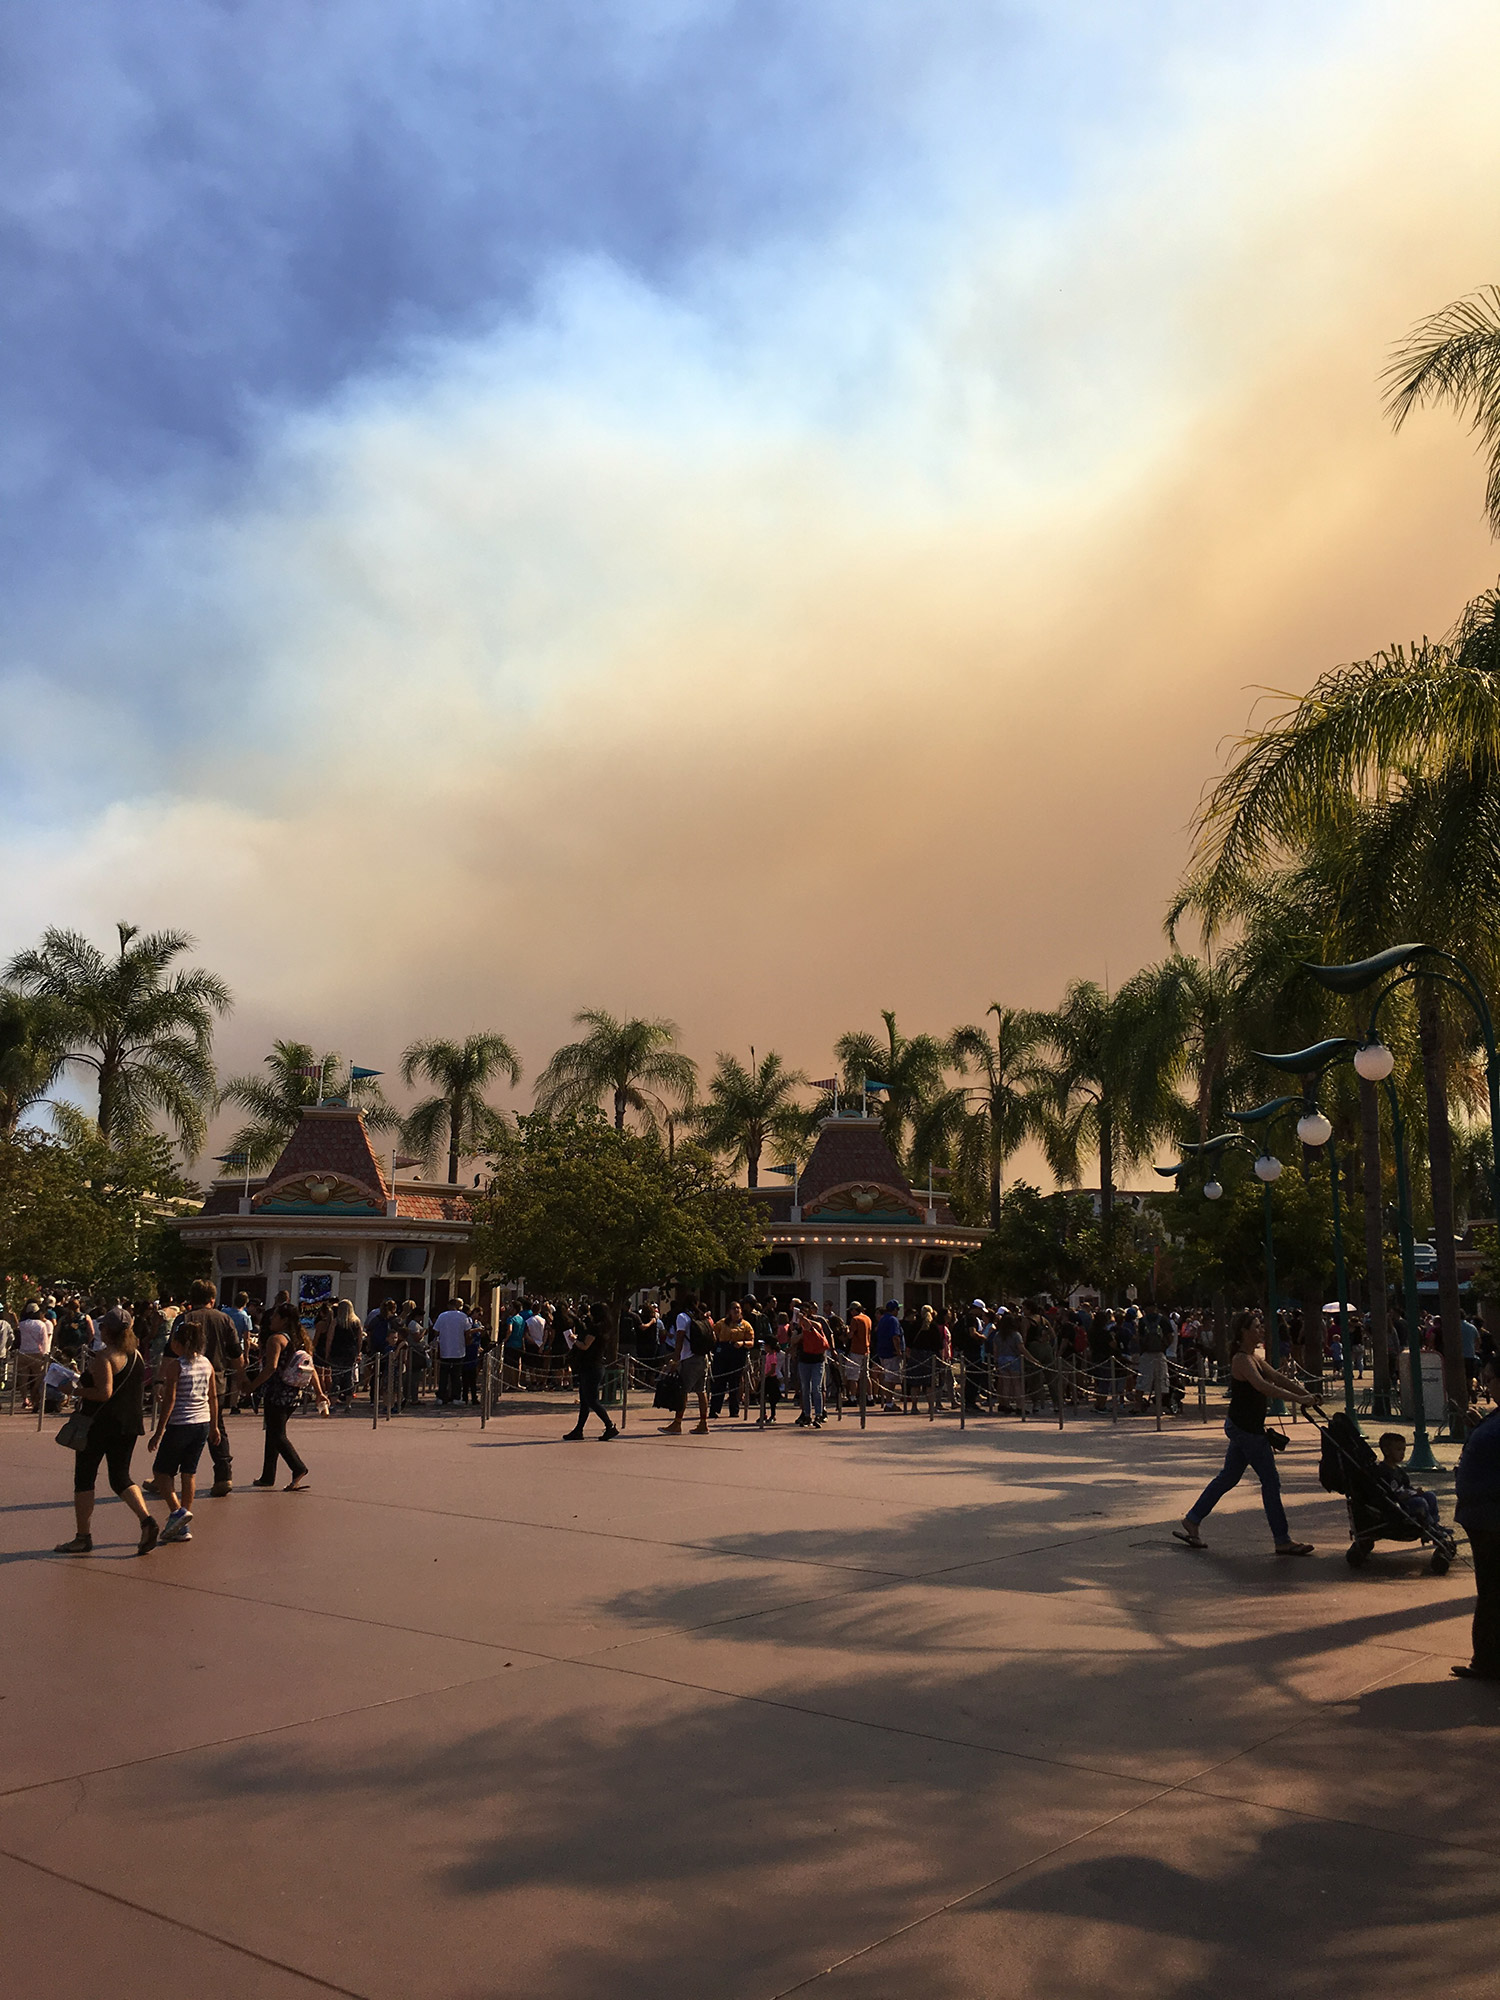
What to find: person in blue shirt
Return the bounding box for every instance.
[1454,1355,1500,1681]
[874,1301,904,1411]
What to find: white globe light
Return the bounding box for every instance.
[1254,1153,1283,1182]
[1354,1041,1395,1082]
[1203,1179,1223,1201]
[1296,1109,1333,1148]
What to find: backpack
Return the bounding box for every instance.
[686,1316,715,1357]
[267,1342,314,1409]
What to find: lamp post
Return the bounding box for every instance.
[1227,1095,1310,1412]
[1251,1039,1360,1424]
[1305,944,1496,1436]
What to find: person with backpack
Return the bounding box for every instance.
[248,1304,327,1489]
[55,1307,160,1557]
[661,1291,712,1436]
[795,1308,830,1428]
[173,1279,243,1496]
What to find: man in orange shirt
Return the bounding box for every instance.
[847,1304,872,1406]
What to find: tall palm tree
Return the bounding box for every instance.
[3,923,229,1151]
[0,990,66,1135]
[1039,976,1187,1244]
[400,1034,522,1184]
[833,1011,948,1162]
[534,1011,696,1133]
[1386,284,1500,534]
[693,1051,808,1188]
[219,1040,400,1170]
[935,1006,1053,1228]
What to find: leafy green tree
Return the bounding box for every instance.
[534,1011,697,1133]
[4,923,229,1152]
[833,1011,947,1161]
[400,1033,522,1184]
[0,1124,200,1302]
[0,990,66,1135]
[220,1040,400,1169]
[472,1116,765,1355]
[960,1182,1093,1300]
[692,1050,807,1188]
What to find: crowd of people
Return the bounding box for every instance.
[5,1277,1500,1680]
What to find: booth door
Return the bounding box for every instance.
[843,1277,881,1319]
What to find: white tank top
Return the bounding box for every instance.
[170,1353,213,1425]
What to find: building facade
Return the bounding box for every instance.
[746,1112,984,1317]
[180,1106,477,1318]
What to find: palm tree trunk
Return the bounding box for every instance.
[447,1096,462,1185]
[746,1136,760,1190]
[96,1052,119,1145]
[989,1154,1002,1233]
[1098,1112,1115,1302]
[1358,1076,1391,1415]
[614,1088,627,1131]
[1417,982,1467,1426]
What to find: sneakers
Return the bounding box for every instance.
[600,1423,619,1441]
[160,1508,193,1543]
[137,1517,160,1556]
[54,1533,92,1555]
[209,1481,232,1497]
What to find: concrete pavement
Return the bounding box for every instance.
[1,1395,1491,1999]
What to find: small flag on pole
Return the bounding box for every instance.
[809,1077,837,1092]
[350,1066,381,1080]
[215,1152,249,1167]
[864,1078,888,1092]
[294,1064,323,1079]
[766,1164,797,1176]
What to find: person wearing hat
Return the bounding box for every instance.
[874,1299,904,1410]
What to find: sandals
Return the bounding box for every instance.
[1172,1521,1206,1549]
[1275,1541,1315,1557]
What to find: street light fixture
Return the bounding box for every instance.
[1253,1153,1283,1182]
[1203,1179,1223,1201]
[1353,1041,1395,1082]
[1295,1108,1333,1148]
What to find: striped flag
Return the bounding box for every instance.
[809,1077,836,1091]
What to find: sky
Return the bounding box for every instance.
[5,1,1500,1155]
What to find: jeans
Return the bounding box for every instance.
[1187,1419,1290,1544]
[798,1359,825,1422]
[709,1350,743,1418]
[438,1357,463,1403]
[571,1368,613,1434]
[261,1404,308,1483]
[1464,1524,1500,1675]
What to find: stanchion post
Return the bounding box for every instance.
[1055,1352,1064,1431]
[958,1358,965,1431]
[859,1356,867,1431]
[758,1354,767,1427]
[370,1352,378,1431]
[1154,1378,1163,1433]
[1109,1356,1117,1422]
[621,1354,631,1433]
[1198,1354,1207,1422]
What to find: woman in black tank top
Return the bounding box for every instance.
[1174,1309,1319,1556]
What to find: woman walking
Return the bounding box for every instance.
[249,1304,328,1490]
[1175,1309,1319,1556]
[55,1307,159,1557]
[563,1301,619,1441]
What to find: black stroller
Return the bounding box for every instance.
[1312,1408,1458,1574]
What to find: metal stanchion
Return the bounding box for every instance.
[369,1353,379,1431]
[1055,1352,1064,1431]
[758,1355,767,1427]
[859,1357,867,1431]
[1109,1356,1118,1422]
[1154,1378,1163,1433]
[620,1354,631,1433]
[958,1358,965,1431]
[1197,1355,1207,1422]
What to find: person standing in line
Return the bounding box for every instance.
[1175,1309,1319,1556]
[17,1301,51,1412]
[563,1301,619,1441]
[147,1319,221,1542]
[1453,1354,1500,1681]
[846,1301,873,1408]
[661,1293,711,1437]
[174,1280,242,1497]
[1133,1312,1170,1415]
[795,1307,829,1428]
[433,1297,471,1405]
[249,1305,327,1490]
[503,1300,528,1386]
[323,1299,363,1409]
[364,1297,396,1405]
[709,1299,752,1419]
[55,1308,159,1556]
[874,1300,904,1411]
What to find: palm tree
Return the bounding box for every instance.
[935,1007,1053,1228]
[3,923,229,1151]
[534,1011,696,1133]
[1386,284,1500,534]
[0,990,66,1135]
[219,1041,400,1170]
[833,1011,948,1161]
[1039,976,1187,1244]
[400,1034,522,1184]
[693,1051,808,1187]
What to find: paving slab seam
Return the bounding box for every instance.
[766,1647,1466,1996]
[0,1842,372,1998]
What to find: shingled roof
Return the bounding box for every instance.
[252,1106,389,1206]
[797,1115,917,1208]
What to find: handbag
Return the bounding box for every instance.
[55,1406,97,1452]
[653,1373,687,1414]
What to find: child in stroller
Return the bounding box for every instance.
[1375,1433,1442,1537]
[1315,1409,1458,1574]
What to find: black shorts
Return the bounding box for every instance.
[153,1422,210,1479]
[74,1428,141,1494]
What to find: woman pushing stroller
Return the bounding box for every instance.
[1175,1308,1320,1557]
